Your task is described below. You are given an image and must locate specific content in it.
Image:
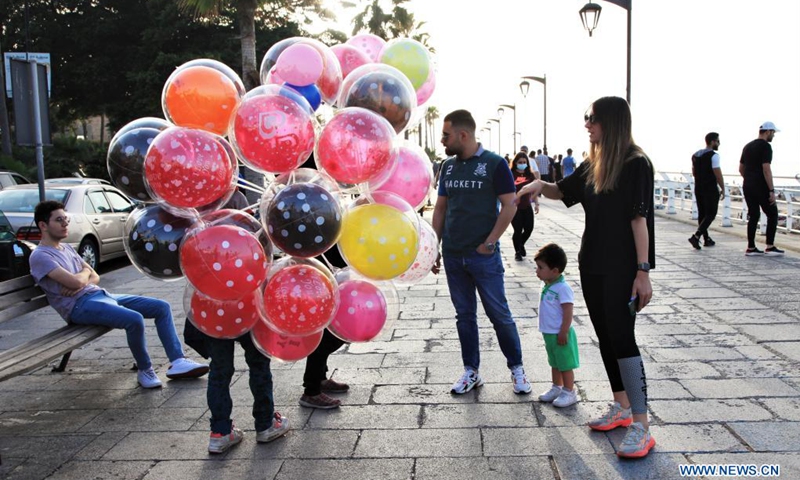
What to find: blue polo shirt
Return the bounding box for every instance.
[437,145,515,256]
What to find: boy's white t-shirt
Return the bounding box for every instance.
[538,277,575,334]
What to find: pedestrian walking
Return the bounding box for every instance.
[688,132,725,249]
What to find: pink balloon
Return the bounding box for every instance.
[315,107,395,185]
[396,220,438,285]
[251,320,323,362]
[276,43,324,87]
[346,34,387,63]
[371,145,433,210]
[416,67,436,106]
[329,280,387,343]
[331,44,371,81]
[144,127,235,209]
[230,91,316,174]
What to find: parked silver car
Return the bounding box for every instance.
[0,183,135,269]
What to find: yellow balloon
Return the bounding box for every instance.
[339,204,419,280]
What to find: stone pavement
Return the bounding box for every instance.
[1,201,799,480]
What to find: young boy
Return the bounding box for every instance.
[534,243,580,407]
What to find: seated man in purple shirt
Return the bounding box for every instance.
[29,200,208,388]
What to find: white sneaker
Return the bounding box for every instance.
[256,412,290,443]
[552,388,579,407]
[511,366,532,394]
[166,357,209,379]
[137,367,162,389]
[208,427,244,454]
[538,384,563,402]
[450,368,484,394]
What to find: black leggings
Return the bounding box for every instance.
[511,208,534,255]
[743,188,778,247]
[580,270,641,392]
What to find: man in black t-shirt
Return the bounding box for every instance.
[739,121,784,256]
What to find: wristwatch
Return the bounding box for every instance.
[485,242,497,252]
[637,262,651,272]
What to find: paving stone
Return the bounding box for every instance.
[373,384,476,405]
[101,432,215,460]
[687,298,768,311]
[674,288,741,299]
[680,378,800,398]
[737,324,800,342]
[143,460,283,480]
[648,347,745,362]
[422,403,537,428]
[47,460,154,480]
[346,340,427,354]
[483,426,614,456]
[328,367,427,385]
[327,353,385,369]
[729,422,800,451]
[355,428,481,457]
[73,431,130,460]
[276,459,413,480]
[415,457,556,480]
[391,329,458,341]
[761,398,800,421]
[553,453,689,480]
[711,360,798,378]
[616,424,747,453]
[0,434,96,462]
[2,458,62,480]
[716,309,799,324]
[306,405,421,430]
[0,409,102,435]
[650,399,773,423]
[78,407,206,432]
[674,333,754,347]
[766,341,800,362]
[580,380,693,402]
[732,346,780,360]
[645,362,721,380]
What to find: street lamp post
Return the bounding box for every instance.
[480,127,492,150]
[487,118,501,155]
[519,75,547,150]
[579,0,632,104]
[497,104,517,153]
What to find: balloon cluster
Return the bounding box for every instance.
[107,33,439,362]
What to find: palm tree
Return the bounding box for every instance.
[424,105,439,160]
[350,0,433,51]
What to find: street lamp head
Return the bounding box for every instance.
[497,107,504,118]
[519,80,530,98]
[580,2,602,37]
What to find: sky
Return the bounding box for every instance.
[316,0,800,181]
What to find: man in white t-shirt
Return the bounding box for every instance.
[689,132,725,250]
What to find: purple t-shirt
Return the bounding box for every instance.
[29,244,103,322]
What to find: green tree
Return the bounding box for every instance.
[350,0,431,48]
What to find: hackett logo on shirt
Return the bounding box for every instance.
[474,163,488,177]
[444,179,484,189]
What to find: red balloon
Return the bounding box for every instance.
[231,93,316,174]
[189,290,261,339]
[144,127,234,208]
[262,264,338,336]
[180,225,268,300]
[250,320,323,362]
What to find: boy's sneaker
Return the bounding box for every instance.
[765,246,785,256]
[256,412,290,443]
[299,393,341,409]
[166,357,209,379]
[320,378,350,393]
[137,367,162,389]
[703,237,716,247]
[208,426,243,454]
[745,247,764,256]
[688,235,701,250]
[511,366,532,394]
[450,368,484,394]
[552,388,579,408]
[617,422,656,458]
[538,384,563,402]
[588,402,632,431]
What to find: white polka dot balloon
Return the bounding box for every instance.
[184,285,262,339]
[123,204,193,281]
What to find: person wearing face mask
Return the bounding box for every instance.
[511,152,540,261]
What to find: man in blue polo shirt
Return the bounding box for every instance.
[432,109,532,395]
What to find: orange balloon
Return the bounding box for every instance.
[163,66,240,135]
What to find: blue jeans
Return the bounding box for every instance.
[443,248,523,370]
[206,334,274,435]
[70,291,184,371]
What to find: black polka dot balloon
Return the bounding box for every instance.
[265,183,342,258]
[124,205,193,280]
[107,117,171,202]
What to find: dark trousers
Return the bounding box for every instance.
[743,187,778,247]
[580,270,641,392]
[303,329,346,396]
[511,207,534,255]
[207,334,273,435]
[694,189,719,239]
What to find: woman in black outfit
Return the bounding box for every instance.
[518,96,656,459]
[510,152,539,261]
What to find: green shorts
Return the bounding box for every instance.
[543,328,580,371]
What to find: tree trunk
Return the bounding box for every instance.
[237,0,259,91]
[0,45,13,156]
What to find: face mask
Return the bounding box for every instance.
[516,164,527,171]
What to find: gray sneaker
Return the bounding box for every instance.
[617,422,656,458]
[256,412,290,443]
[588,402,632,431]
[137,367,162,389]
[208,427,243,454]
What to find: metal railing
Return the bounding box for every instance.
[654,172,800,234]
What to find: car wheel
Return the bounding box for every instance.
[79,238,99,270]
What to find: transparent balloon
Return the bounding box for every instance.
[342,65,416,134]
[123,204,194,281]
[259,256,339,336]
[260,37,342,105]
[346,33,387,63]
[328,267,399,343]
[394,219,438,286]
[250,320,323,363]
[228,85,317,174]
[330,44,371,83]
[107,117,172,203]
[183,283,262,339]
[161,59,245,135]
[379,38,431,90]
[368,142,433,210]
[275,43,324,87]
